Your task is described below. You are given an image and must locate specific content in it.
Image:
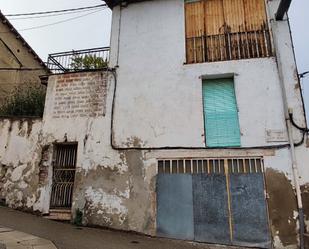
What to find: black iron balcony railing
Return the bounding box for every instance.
[47,47,110,74]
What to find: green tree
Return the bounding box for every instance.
[70,54,108,70]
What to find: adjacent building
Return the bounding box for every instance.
[0,11,48,105]
[0,0,308,248]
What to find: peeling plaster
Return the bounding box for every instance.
[85,186,128,225]
[266,168,298,247]
[11,164,28,182]
[26,194,36,208]
[0,56,308,249]
[0,118,42,211]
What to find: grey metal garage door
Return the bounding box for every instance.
[156,158,271,248]
[157,174,194,240]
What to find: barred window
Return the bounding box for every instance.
[158,157,264,174]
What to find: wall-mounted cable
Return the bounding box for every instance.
[289,112,309,132]
[299,71,309,78]
[109,68,305,151]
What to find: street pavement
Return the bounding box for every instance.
[0,207,241,249]
[0,225,57,249]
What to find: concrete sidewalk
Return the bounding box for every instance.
[0,207,236,249]
[0,226,57,249]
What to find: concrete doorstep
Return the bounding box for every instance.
[0,226,57,249]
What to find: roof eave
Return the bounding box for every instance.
[0,10,49,72]
[104,0,151,9]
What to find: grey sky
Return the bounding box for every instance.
[0,0,112,58]
[1,0,308,120]
[289,0,309,121]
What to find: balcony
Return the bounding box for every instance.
[47,47,110,74]
[186,29,273,64]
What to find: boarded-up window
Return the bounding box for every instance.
[185,0,272,63]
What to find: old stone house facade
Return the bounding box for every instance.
[0,11,48,105]
[0,0,309,248]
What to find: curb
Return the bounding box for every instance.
[0,226,57,249]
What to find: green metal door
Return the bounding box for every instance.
[202,78,241,147]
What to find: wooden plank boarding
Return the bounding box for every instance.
[185,0,272,63]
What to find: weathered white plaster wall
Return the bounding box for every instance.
[0,118,43,209]
[0,0,308,248]
[41,72,126,213]
[109,0,305,149]
[0,72,158,235]
[109,0,309,177]
[108,0,309,247]
[39,72,157,235]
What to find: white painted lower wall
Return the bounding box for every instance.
[0,118,43,209]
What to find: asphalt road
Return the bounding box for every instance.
[0,207,232,249]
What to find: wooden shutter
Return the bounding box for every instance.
[244,0,267,31]
[184,0,271,63]
[221,0,267,32]
[204,0,224,35]
[185,0,205,63]
[223,0,245,32]
[202,78,241,147]
[223,0,245,59]
[204,0,225,61]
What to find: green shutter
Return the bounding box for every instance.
[202,78,241,147]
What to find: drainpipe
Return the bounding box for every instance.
[116,3,122,67]
[287,114,305,249]
[271,17,305,249]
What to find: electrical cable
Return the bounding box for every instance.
[0,9,105,33]
[19,9,104,32]
[289,113,309,132]
[299,71,309,78]
[4,4,106,17]
[108,68,305,151]
[7,7,106,21]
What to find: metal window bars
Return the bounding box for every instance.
[50,143,78,208]
[158,157,264,175]
[186,29,273,64]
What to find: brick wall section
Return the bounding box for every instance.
[52,72,108,119]
[38,145,53,186]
